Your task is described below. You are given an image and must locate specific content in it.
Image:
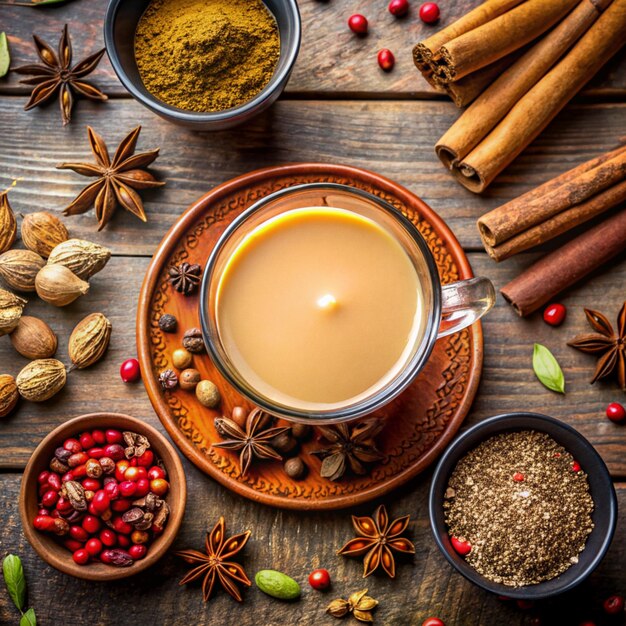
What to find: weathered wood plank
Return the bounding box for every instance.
[0,470,624,626]
[0,98,625,255]
[1,253,625,474]
[0,0,624,98]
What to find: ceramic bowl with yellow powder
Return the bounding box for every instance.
[104,0,301,130]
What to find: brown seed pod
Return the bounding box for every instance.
[0,193,17,254]
[21,211,69,258]
[16,358,67,402]
[0,249,46,292]
[68,312,112,369]
[47,239,112,280]
[35,264,89,307]
[0,374,19,418]
[0,287,27,337]
[10,316,58,359]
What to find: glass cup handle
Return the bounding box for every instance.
[437,277,496,339]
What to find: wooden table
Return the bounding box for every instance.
[0,1,624,624]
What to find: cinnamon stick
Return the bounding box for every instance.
[500,208,626,316]
[432,0,580,83]
[451,0,626,193]
[412,0,526,70]
[436,0,612,169]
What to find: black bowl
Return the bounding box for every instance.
[104,0,301,130]
[429,412,618,600]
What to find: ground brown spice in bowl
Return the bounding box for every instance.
[444,430,594,587]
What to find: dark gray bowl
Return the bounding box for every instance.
[429,413,617,600]
[104,0,301,130]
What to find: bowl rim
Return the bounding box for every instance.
[19,412,187,581]
[103,0,302,122]
[428,412,618,599]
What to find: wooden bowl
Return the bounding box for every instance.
[19,413,187,581]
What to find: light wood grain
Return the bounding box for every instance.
[0,98,625,255]
[0,0,623,98]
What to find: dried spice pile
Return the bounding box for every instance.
[135,0,280,112]
[444,430,594,587]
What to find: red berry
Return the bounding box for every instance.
[419,2,440,23]
[69,525,89,543]
[120,358,141,383]
[348,14,368,35]
[135,478,151,497]
[606,402,626,423]
[119,480,137,498]
[516,600,535,610]
[377,49,395,72]
[92,429,106,445]
[72,549,90,565]
[603,594,624,615]
[115,460,131,481]
[34,515,56,532]
[100,529,117,547]
[104,444,125,462]
[104,481,120,500]
[41,489,59,508]
[572,461,581,472]
[82,478,101,492]
[105,429,122,444]
[308,568,331,590]
[117,534,131,548]
[47,473,61,491]
[92,489,111,514]
[112,516,133,535]
[129,544,147,560]
[85,538,103,556]
[63,438,82,454]
[543,303,566,326]
[111,498,132,513]
[450,536,471,556]
[124,466,146,482]
[150,478,169,496]
[422,619,445,626]
[136,450,154,467]
[64,539,83,553]
[79,432,95,449]
[389,0,409,16]
[513,472,525,482]
[87,447,105,459]
[38,470,50,485]
[82,515,101,534]
[148,466,166,481]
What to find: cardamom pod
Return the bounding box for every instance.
[10,316,57,359]
[0,374,19,418]
[0,192,17,254]
[0,249,46,292]
[68,312,112,369]
[21,211,69,258]
[0,287,26,336]
[35,264,89,307]
[47,239,112,280]
[16,358,66,402]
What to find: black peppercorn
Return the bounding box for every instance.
[158,369,178,390]
[182,328,205,353]
[284,457,306,480]
[158,313,178,333]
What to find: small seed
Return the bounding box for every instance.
[172,348,192,369]
[284,457,306,480]
[196,380,220,407]
[179,368,200,391]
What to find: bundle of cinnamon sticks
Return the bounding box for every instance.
[413,0,626,192]
[477,145,626,316]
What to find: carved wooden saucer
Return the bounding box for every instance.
[137,164,483,510]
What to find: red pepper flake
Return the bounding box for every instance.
[571,461,581,472]
[513,472,525,482]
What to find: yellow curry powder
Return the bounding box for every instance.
[135,0,280,113]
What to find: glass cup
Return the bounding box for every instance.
[200,183,495,423]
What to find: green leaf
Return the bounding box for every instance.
[20,608,36,626]
[533,343,565,393]
[0,32,9,78]
[2,554,26,612]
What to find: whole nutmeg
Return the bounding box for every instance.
[172,348,192,369]
[182,328,205,354]
[179,368,200,391]
[196,380,220,407]
[0,249,45,292]
[0,287,27,337]
[0,193,17,255]
[16,358,67,402]
[158,314,177,333]
[272,432,299,457]
[68,312,112,369]
[35,264,89,307]
[9,316,58,359]
[284,457,306,480]
[0,374,19,418]
[47,238,112,280]
[21,211,69,258]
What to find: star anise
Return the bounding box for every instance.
[15,24,107,126]
[310,418,385,481]
[327,589,379,623]
[57,125,165,230]
[176,517,251,602]
[567,302,625,391]
[213,408,290,477]
[169,262,203,295]
[337,504,415,578]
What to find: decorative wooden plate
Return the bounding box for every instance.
[137,164,483,510]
